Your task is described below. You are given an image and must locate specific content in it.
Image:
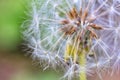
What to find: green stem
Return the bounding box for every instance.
[79,51,86,80]
[64,42,87,80]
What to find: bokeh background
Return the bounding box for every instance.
[0,0,62,80]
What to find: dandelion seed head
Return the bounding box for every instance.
[23,0,120,79]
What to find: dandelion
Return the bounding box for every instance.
[23,0,120,80]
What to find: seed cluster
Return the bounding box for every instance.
[61,7,103,49]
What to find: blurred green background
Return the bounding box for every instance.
[0,0,62,80]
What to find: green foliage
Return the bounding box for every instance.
[0,0,29,51]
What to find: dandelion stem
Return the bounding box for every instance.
[79,50,86,80]
[64,41,87,80]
